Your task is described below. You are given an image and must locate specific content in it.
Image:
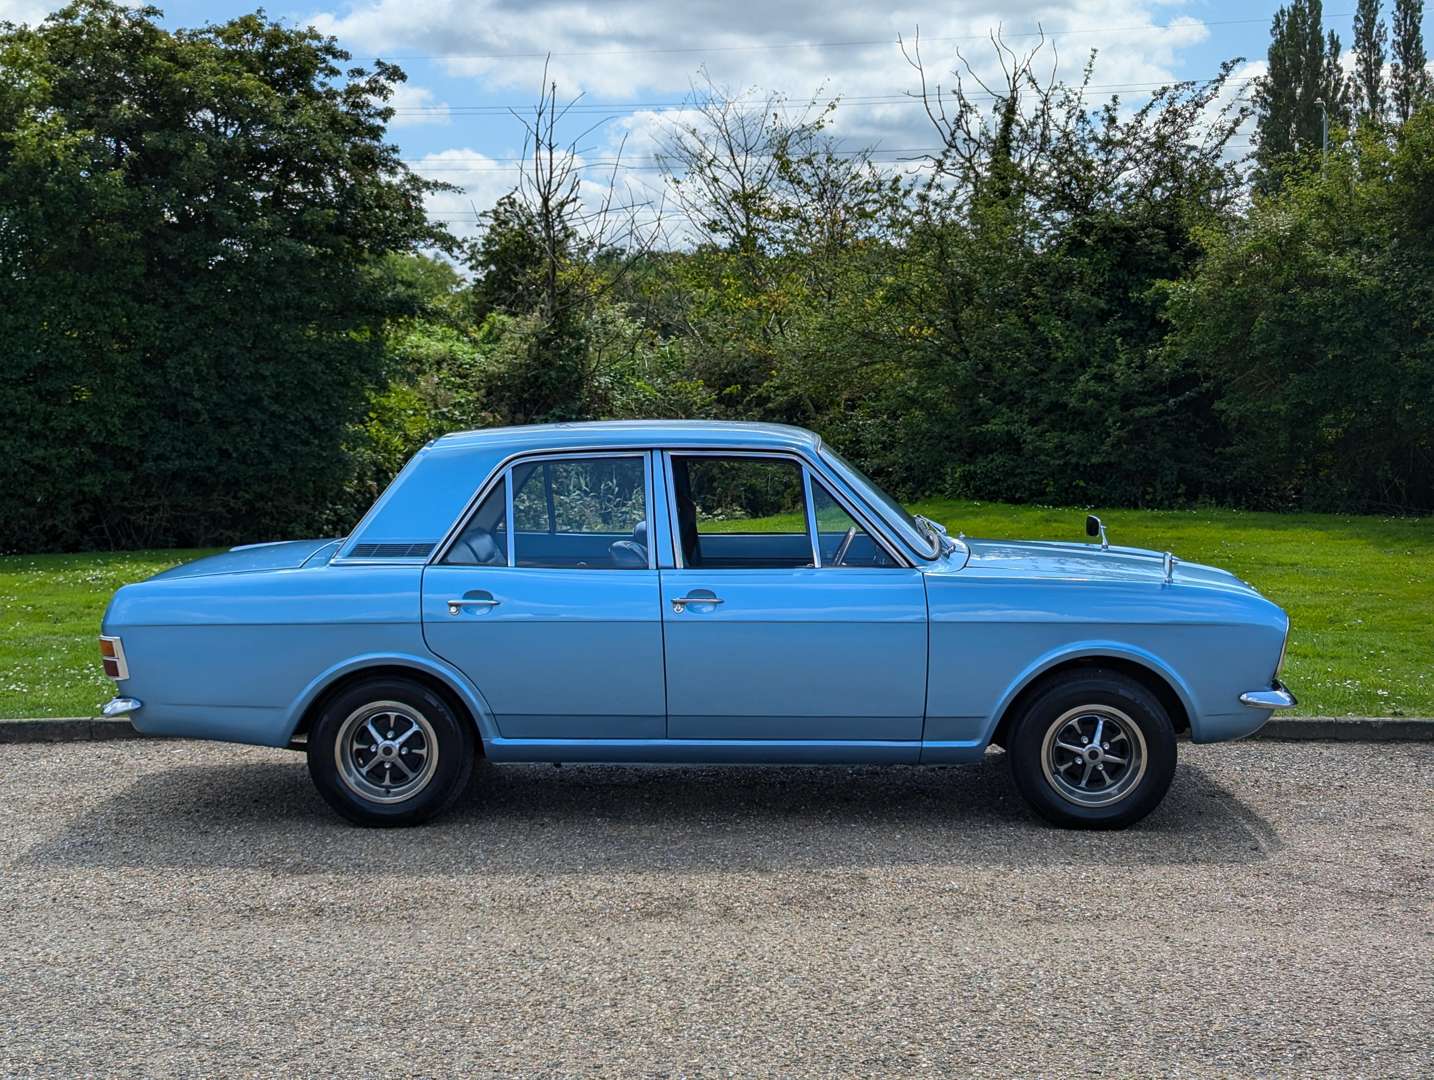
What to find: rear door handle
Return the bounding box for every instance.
[670,595,724,612]
[447,597,500,615]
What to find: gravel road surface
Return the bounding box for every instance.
[2,740,1431,1077]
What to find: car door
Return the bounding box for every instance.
[422,451,666,740]
[658,451,928,743]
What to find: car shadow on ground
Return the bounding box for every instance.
[22,747,1281,874]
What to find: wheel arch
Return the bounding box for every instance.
[283,653,495,750]
[986,645,1194,750]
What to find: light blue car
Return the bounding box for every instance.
[99,421,1296,828]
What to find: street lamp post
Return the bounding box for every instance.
[1315,96,1328,157]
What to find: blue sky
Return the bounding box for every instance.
[6,1,1429,235]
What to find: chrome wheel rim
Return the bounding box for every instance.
[1040,705,1148,808]
[334,701,439,805]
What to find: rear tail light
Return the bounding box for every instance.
[99,636,129,680]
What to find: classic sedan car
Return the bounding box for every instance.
[100,421,1295,828]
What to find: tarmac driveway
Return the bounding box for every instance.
[1,740,1431,1076]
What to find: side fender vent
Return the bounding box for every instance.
[348,542,436,559]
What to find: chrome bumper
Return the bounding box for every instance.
[100,697,142,717]
[1239,682,1297,710]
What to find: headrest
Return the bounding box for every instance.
[462,528,502,566]
[609,539,647,569]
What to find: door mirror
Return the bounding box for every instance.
[1085,514,1109,550]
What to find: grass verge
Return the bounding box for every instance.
[1,550,217,720]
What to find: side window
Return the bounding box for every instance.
[811,479,888,567]
[511,462,552,533]
[512,456,649,570]
[443,477,509,566]
[671,456,814,569]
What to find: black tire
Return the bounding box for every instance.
[1006,669,1177,829]
[306,677,475,827]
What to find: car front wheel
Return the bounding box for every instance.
[307,677,475,827]
[1006,669,1177,829]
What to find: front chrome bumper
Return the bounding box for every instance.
[1239,682,1298,710]
[100,697,143,717]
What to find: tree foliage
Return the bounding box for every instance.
[1392,0,1433,123]
[1164,116,1434,510]
[1254,0,1350,192]
[3,4,1434,554]
[860,40,1251,504]
[0,1,450,550]
[1354,0,1389,122]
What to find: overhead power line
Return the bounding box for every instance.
[388,78,1264,116]
[411,142,1259,178]
[406,146,960,165]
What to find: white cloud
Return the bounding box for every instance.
[0,0,61,25]
[408,147,522,241]
[310,1,1226,159]
[384,81,452,127]
[315,0,1232,224]
[1196,57,1263,156]
[310,0,1213,102]
[411,141,669,249]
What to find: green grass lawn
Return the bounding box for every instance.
[0,549,218,720]
[1,500,1430,719]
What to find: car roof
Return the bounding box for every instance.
[430,420,823,456]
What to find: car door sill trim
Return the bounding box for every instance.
[490,737,918,748]
[482,736,923,765]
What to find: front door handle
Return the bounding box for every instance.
[447,597,501,615]
[670,594,724,613]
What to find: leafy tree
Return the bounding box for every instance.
[1254,0,1350,192]
[656,84,907,423]
[1163,110,1434,510]
[468,193,555,320]
[0,1,450,551]
[1392,0,1432,123]
[335,254,485,519]
[1354,0,1389,122]
[458,68,662,424]
[876,40,1250,505]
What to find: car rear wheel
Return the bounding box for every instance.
[307,677,475,827]
[1006,669,1177,829]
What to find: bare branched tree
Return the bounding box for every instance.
[505,58,665,321]
[901,27,1252,223]
[467,59,669,421]
[900,25,1058,208]
[656,72,828,258]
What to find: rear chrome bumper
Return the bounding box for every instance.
[1239,682,1298,710]
[100,697,143,717]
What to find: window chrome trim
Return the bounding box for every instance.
[431,448,656,571]
[504,469,516,567]
[800,467,822,568]
[801,452,921,566]
[649,449,677,568]
[429,442,916,571]
[660,449,911,571]
[659,448,683,570]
